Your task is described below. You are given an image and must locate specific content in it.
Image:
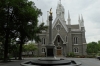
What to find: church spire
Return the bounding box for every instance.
[59,0,61,4]
[80,14,84,27]
[56,0,65,21]
[78,15,81,24]
[81,14,84,22]
[68,10,70,19]
[79,15,80,21]
[67,10,71,25]
[78,15,81,29]
[58,0,61,5]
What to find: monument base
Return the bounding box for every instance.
[20,58,82,66]
[45,45,55,57]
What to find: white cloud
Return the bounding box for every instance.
[29,0,100,43]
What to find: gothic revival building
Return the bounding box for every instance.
[37,1,87,57]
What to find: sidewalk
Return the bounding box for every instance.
[0,59,25,66]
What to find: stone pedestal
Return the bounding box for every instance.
[46,45,55,57]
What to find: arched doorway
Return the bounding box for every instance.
[53,35,63,56]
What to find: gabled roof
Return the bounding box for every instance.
[52,16,68,32]
[52,33,65,43]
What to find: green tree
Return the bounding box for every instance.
[0,0,18,61]
[27,43,37,51]
[9,40,19,59]
[0,0,47,61]
[86,42,98,54]
[97,40,100,51]
[23,43,37,56]
[0,42,3,59]
[12,0,47,59]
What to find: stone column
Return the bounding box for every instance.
[49,13,52,45]
[46,8,55,57]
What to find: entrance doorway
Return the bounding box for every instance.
[56,46,62,56]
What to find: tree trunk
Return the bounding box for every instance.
[14,52,17,60]
[4,31,9,62]
[18,43,23,60]
[18,34,24,60]
[4,4,10,62]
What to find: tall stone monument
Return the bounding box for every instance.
[46,8,55,57]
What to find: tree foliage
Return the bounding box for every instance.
[0,0,47,61]
[23,43,37,52]
[97,40,100,51]
[9,42,19,59]
[86,42,98,54]
[23,43,37,56]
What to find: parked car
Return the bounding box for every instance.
[96,53,100,60]
[97,56,100,60]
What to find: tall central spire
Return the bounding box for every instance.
[59,0,61,4]
[67,10,71,25]
[56,0,65,21]
[68,10,70,19]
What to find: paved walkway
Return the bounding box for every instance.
[0,58,100,66]
[0,59,25,66]
[68,58,100,66]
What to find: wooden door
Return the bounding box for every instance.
[57,50,61,56]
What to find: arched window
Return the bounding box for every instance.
[57,36,60,42]
[76,48,78,52]
[73,37,78,44]
[73,48,79,53]
[74,48,76,52]
[76,37,78,44]
[42,47,45,53]
[56,25,61,31]
[42,38,45,44]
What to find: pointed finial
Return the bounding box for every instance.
[81,14,84,27]
[58,0,61,4]
[60,0,61,4]
[81,14,84,22]
[78,15,81,27]
[79,15,80,20]
[68,10,71,25]
[47,11,49,17]
[68,10,70,19]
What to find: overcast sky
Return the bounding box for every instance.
[29,0,100,43]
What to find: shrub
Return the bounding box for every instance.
[67,52,75,57]
[86,55,95,58]
[79,55,86,58]
[96,53,100,56]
